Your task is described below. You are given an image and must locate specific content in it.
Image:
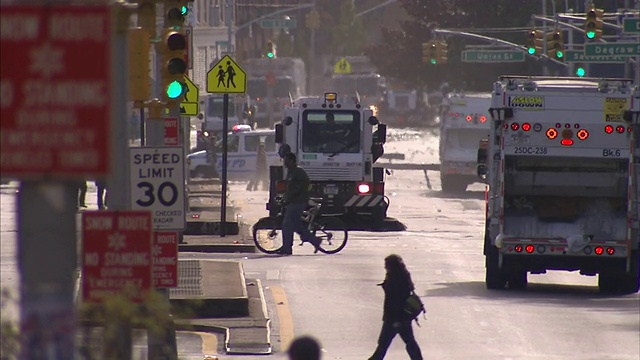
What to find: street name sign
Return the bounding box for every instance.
[564,50,626,63]
[153,231,178,288]
[623,18,639,33]
[584,42,640,56]
[0,4,112,177]
[260,18,297,29]
[130,147,186,230]
[462,50,525,63]
[207,55,247,94]
[82,211,152,303]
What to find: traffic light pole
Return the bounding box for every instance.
[432,28,568,67]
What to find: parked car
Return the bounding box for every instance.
[187,129,280,181]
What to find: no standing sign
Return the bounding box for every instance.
[130,147,185,230]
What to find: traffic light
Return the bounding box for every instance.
[437,41,448,64]
[164,0,188,29]
[575,65,586,77]
[127,28,150,102]
[266,41,277,59]
[526,29,545,55]
[159,28,188,102]
[422,41,438,65]
[547,30,564,61]
[305,10,320,29]
[584,4,603,40]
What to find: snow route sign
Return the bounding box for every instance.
[82,211,152,304]
[0,5,112,177]
[130,147,186,230]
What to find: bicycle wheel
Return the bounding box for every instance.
[252,218,283,254]
[312,217,348,254]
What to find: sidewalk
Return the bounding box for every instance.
[75,181,273,355]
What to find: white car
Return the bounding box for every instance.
[187,129,280,181]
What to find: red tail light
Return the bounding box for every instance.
[514,245,523,253]
[465,115,473,122]
[606,247,615,255]
[525,245,535,253]
[546,128,558,139]
[561,139,574,146]
[594,246,604,255]
[577,129,589,140]
[357,183,371,194]
[616,125,625,134]
[522,123,531,131]
[479,115,487,123]
[510,123,519,131]
[604,125,614,134]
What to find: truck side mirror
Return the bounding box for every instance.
[376,123,387,144]
[275,123,283,143]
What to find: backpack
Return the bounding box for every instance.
[403,291,426,326]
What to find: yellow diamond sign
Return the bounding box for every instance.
[334,57,351,74]
[207,55,247,94]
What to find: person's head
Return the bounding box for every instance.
[384,254,408,274]
[287,335,321,360]
[284,152,297,169]
[325,112,335,125]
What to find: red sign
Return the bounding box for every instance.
[153,231,179,288]
[82,211,152,303]
[164,117,179,145]
[0,5,112,178]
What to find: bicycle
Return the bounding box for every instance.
[252,197,348,254]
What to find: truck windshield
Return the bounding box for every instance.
[207,97,237,117]
[301,110,361,154]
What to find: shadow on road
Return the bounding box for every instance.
[423,190,485,201]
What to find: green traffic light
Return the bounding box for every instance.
[181,5,188,16]
[556,51,564,58]
[586,31,595,39]
[430,58,436,65]
[166,80,184,99]
[267,52,274,58]
[527,47,536,55]
[576,67,586,77]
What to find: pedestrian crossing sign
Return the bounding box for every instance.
[207,55,246,94]
[334,57,351,74]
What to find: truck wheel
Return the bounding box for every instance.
[618,251,639,294]
[507,270,528,290]
[485,247,506,290]
[440,174,467,193]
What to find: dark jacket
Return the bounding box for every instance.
[283,166,310,205]
[380,272,414,322]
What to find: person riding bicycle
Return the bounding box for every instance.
[280,152,321,255]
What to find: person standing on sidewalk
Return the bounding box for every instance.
[368,254,423,360]
[95,178,108,210]
[76,180,87,209]
[279,152,320,255]
[247,143,268,191]
[288,335,322,360]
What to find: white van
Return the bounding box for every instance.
[187,129,280,181]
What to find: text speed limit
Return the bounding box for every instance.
[130,147,185,230]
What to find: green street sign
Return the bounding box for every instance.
[623,18,639,33]
[259,18,297,29]
[564,50,626,63]
[584,42,640,57]
[461,50,525,63]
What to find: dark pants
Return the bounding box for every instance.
[96,182,108,209]
[369,320,423,360]
[281,202,317,253]
[77,182,87,206]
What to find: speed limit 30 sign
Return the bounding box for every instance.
[130,147,185,230]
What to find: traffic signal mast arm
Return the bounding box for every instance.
[432,28,568,67]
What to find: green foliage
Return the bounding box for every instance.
[330,2,368,56]
[365,0,546,91]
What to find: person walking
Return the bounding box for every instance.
[368,254,423,360]
[247,143,268,191]
[279,152,321,255]
[95,179,108,210]
[288,335,322,360]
